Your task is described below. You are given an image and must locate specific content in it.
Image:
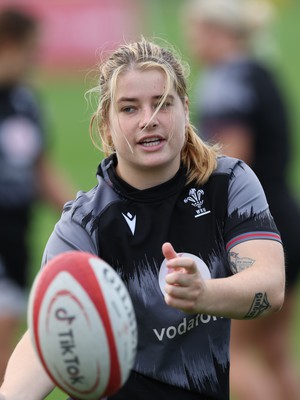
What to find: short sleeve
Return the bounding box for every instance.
[196,65,258,141]
[223,160,281,251]
[205,73,253,114]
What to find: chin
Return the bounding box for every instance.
[140,156,179,172]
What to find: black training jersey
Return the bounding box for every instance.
[196,58,290,188]
[43,154,281,400]
[0,84,45,209]
[195,57,300,287]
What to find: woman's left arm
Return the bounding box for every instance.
[164,239,285,319]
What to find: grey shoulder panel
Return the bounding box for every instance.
[213,156,269,215]
[213,155,241,176]
[63,176,120,235]
[41,177,120,267]
[227,160,269,216]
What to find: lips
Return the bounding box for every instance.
[138,137,164,147]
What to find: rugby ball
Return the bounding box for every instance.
[27,251,137,400]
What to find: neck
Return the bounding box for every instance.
[115,161,180,190]
[210,37,248,66]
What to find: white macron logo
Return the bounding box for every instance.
[122,212,136,235]
[184,188,211,218]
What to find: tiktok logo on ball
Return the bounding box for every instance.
[54,306,86,386]
[158,252,211,296]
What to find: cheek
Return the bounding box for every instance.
[110,114,133,137]
[108,120,133,154]
[108,116,123,142]
[170,123,186,149]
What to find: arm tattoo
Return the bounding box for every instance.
[228,251,255,274]
[244,292,271,319]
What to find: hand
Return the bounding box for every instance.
[162,242,207,313]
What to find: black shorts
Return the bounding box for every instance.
[0,207,30,288]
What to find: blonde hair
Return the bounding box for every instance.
[184,0,275,40]
[89,37,219,185]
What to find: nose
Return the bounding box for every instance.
[139,107,159,130]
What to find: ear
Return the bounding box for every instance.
[106,123,112,138]
[101,123,115,153]
[105,116,114,140]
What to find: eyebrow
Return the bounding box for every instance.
[117,97,138,103]
[117,94,175,104]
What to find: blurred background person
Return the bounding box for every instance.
[182,0,300,399]
[0,7,74,382]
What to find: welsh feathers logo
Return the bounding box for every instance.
[184,188,211,218]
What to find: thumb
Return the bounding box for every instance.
[162,242,178,261]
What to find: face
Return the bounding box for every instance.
[0,33,38,83]
[185,18,227,65]
[108,68,188,188]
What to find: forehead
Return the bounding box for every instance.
[115,68,175,99]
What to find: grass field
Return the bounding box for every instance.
[17,1,300,399]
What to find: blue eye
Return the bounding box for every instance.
[154,102,168,110]
[121,106,135,113]
[160,101,172,110]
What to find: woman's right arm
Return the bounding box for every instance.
[0,330,55,400]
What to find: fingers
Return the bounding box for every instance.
[162,242,206,313]
[165,282,195,299]
[162,242,177,261]
[164,296,195,314]
[162,242,196,274]
[165,283,201,314]
[166,271,190,286]
[162,243,199,312]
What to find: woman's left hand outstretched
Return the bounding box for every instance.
[162,242,207,313]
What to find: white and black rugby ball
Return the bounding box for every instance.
[27,251,137,400]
